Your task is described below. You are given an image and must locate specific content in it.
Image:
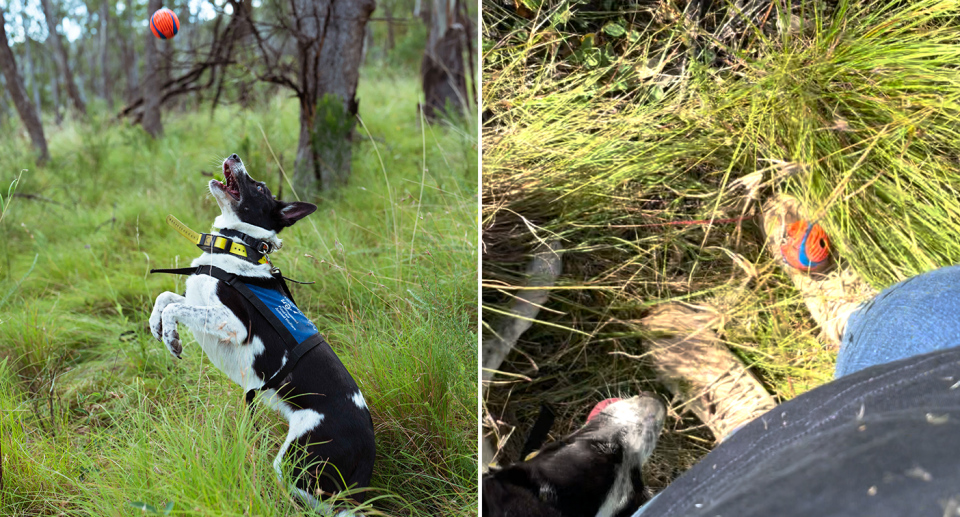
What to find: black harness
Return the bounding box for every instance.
[151,263,325,406]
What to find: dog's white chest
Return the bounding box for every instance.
[184,274,266,390]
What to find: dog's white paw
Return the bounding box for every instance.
[149,310,164,342]
[160,303,184,359]
[162,327,182,359]
[151,291,184,344]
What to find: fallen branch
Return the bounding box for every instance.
[11,193,63,206]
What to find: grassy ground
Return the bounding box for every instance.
[482,0,960,490]
[0,70,478,516]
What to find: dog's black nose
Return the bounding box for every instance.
[229,153,239,161]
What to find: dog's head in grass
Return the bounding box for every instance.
[210,153,317,236]
[483,394,666,517]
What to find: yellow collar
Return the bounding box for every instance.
[166,214,271,266]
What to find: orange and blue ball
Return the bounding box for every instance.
[150,8,180,40]
[780,220,830,273]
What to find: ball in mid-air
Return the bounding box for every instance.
[150,8,180,40]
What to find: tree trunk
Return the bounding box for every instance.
[39,0,86,115]
[48,40,63,125]
[141,0,163,137]
[0,8,49,164]
[23,2,40,119]
[420,0,472,121]
[100,0,112,109]
[123,0,139,103]
[0,76,9,123]
[177,2,191,111]
[74,38,88,104]
[86,36,97,102]
[384,3,395,52]
[24,35,41,122]
[292,0,376,196]
[0,73,10,123]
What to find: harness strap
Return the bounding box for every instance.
[150,265,324,405]
[150,267,200,276]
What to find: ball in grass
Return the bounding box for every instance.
[780,220,831,273]
[150,8,180,40]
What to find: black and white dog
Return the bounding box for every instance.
[149,154,376,512]
[483,395,665,517]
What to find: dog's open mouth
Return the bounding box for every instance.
[215,163,241,200]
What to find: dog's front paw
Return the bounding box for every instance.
[163,327,182,359]
[149,312,163,342]
[151,292,184,344]
[160,303,184,359]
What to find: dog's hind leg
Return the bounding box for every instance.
[274,410,341,513]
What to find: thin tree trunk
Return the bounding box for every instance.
[124,0,139,103]
[142,0,162,137]
[291,0,376,196]
[74,39,88,105]
[0,8,49,164]
[23,3,40,120]
[86,36,96,102]
[48,39,63,125]
[100,0,112,109]
[39,0,86,115]
[177,2,191,111]
[420,0,471,121]
[384,3,395,52]
[0,75,11,123]
[361,23,372,65]
[24,35,41,121]
[161,38,172,88]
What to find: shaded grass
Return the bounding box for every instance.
[482,0,960,484]
[0,70,477,515]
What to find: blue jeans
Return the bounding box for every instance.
[836,264,960,378]
[634,265,960,516]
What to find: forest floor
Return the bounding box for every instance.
[482,0,960,490]
[0,69,478,516]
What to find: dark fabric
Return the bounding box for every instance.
[638,346,960,517]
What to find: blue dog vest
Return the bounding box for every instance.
[245,283,318,344]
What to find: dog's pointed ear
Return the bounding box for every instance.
[278,201,318,227]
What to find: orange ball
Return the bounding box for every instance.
[150,8,180,40]
[780,220,831,273]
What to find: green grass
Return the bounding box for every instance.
[0,70,478,516]
[482,0,960,485]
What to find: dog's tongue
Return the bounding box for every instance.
[587,398,621,422]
